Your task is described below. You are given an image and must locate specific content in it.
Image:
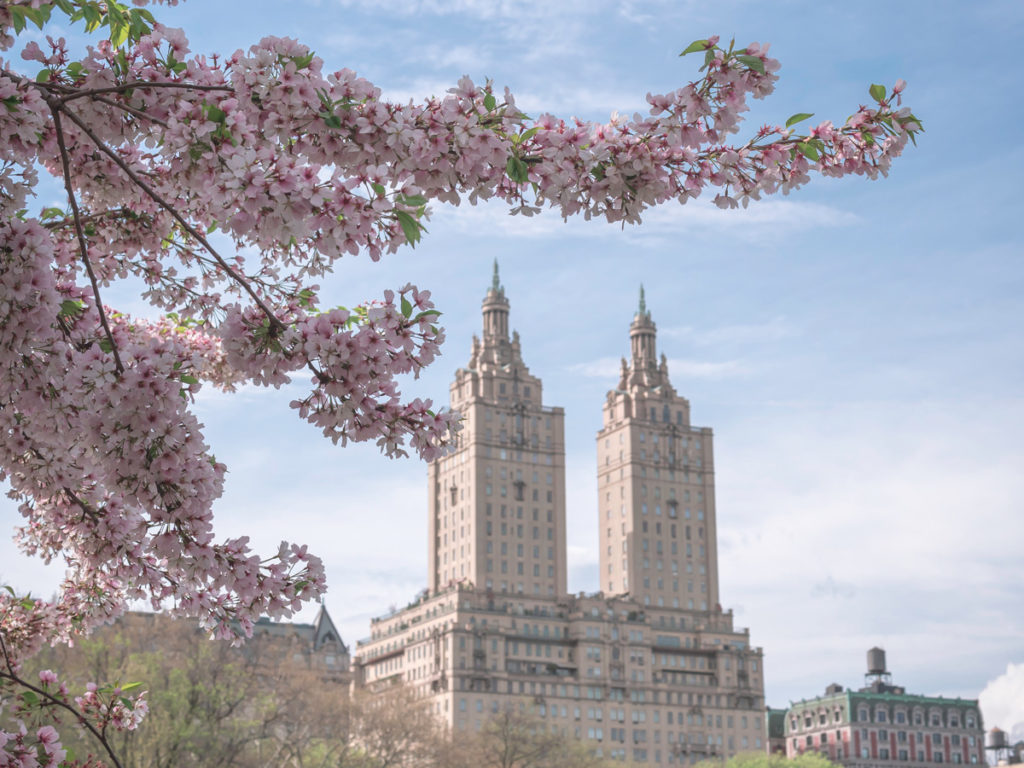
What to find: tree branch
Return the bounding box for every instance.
[56,103,287,333]
[93,94,171,129]
[59,80,233,103]
[0,633,125,768]
[50,104,125,374]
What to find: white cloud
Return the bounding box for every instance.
[431,196,858,244]
[980,662,1024,735]
[565,355,748,380]
[715,399,1024,703]
[662,317,797,346]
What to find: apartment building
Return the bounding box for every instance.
[355,267,765,764]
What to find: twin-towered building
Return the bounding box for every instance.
[354,266,766,764]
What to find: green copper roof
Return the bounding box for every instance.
[790,690,979,710]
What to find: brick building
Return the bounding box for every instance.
[784,649,984,768]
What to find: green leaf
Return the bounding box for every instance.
[861,131,876,146]
[22,690,39,706]
[505,155,529,184]
[483,93,496,111]
[66,62,84,80]
[395,210,421,247]
[869,83,887,103]
[400,296,413,318]
[121,682,143,692]
[59,299,85,318]
[412,309,441,322]
[734,54,765,74]
[203,104,226,123]
[110,21,129,48]
[679,39,708,56]
[21,4,50,28]
[321,112,342,130]
[292,52,315,70]
[206,220,218,234]
[519,126,540,143]
[82,4,102,32]
[41,207,64,220]
[2,585,15,596]
[179,374,199,385]
[98,338,114,354]
[785,112,814,128]
[398,194,428,207]
[119,696,134,710]
[797,142,820,162]
[36,69,51,84]
[2,95,19,113]
[9,6,26,34]
[371,182,386,197]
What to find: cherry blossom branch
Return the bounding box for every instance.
[58,80,233,103]
[93,93,170,129]
[0,633,125,768]
[50,103,125,374]
[42,206,140,231]
[56,102,287,333]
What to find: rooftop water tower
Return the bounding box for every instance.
[864,647,893,692]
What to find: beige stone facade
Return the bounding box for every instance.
[426,265,567,598]
[355,271,766,764]
[597,288,718,609]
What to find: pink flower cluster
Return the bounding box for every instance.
[0,655,147,768]
[0,5,920,764]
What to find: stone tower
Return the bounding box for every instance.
[426,261,568,597]
[595,287,720,609]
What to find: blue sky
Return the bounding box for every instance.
[2,0,1022,733]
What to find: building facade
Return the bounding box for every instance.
[426,262,568,598]
[597,287,719,609]
[355,269,766,764]
[783,649,984,768]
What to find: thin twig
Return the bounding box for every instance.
[93,94,170,129]
[60,80,233,102]
[50,104,125,374]
[0,634,126,768]
[42,207,140,231]
[57,104,286,332]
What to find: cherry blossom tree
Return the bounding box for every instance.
[0,0,921,764]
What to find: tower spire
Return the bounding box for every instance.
[630,285,657,372]
[481,260,511,352]
[491,259,504,296]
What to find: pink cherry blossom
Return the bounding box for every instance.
[0,4,920,765]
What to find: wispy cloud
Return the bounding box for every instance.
[662,317,797,346]
[566,355,749,380]
[431,197,859,244]
[810,576,857,600]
